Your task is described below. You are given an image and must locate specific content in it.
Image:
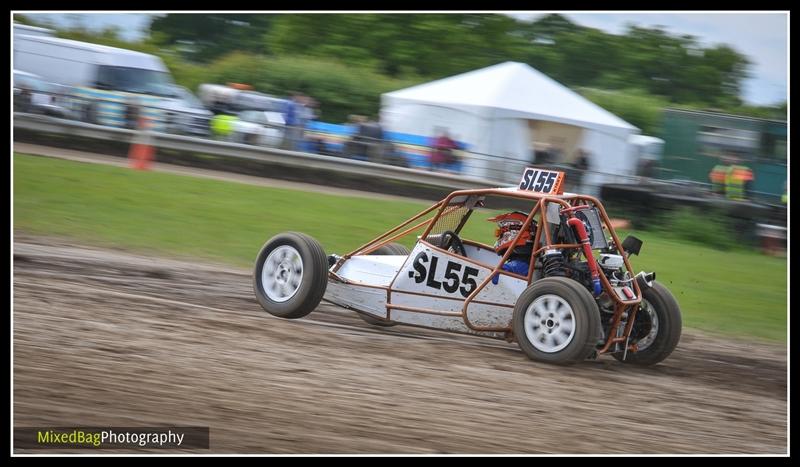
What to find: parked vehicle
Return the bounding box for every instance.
[13,33,188,132]
[232,110,286,147]
[13,70,73,119]
[162,85,212,137]
[253,168,682,366]
[13,22,55,39]
[198,83,289,115]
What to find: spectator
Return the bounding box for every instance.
[638,158,657,179]
[17,85,33,113]
[534,143,553,165]
[345,115,368,160]
[429,127,458,172]
[709,157,729,196]
[298,95,317,123]
[297,94,320,152]
[304,116,328,155]
[211,113,237,141]
[550,145,564,165]
[781,182,787,205]
[571,149,591,192]
[361,116,386,163]
[725,157,754,201]
[281,92,305,151]
[124,97,141,130]
[574,149,590,172]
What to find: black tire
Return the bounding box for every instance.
[357,243,410,327]
[513,277,601,365]
[253,232,328,319]
[371,243,411,255]
[613,279,682,366]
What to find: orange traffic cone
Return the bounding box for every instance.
[128,116,155,170]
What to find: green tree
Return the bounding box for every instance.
[13,14,43,27]
[25,13,772,124]
[148,14,274,62]
[577,87,670,135]
[266,14,523,78]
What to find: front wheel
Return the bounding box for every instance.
[613,279,682,366]
[253,232,328,319]
[513,277,601,365]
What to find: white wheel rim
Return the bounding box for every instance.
[524,294,576,353]
[636,299,659,351]
[261,245,303,303]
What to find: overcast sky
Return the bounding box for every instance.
[20,12,788,105]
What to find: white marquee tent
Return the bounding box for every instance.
[381,61,640,190]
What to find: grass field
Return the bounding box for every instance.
[13,153,787,341]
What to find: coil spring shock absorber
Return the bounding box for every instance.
[542,249,567,277]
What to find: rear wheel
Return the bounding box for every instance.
[371,243,410,255]
[513,277,601,365]
[245,132,259,145]
[253,232,328,319]
[358,243,411,327]
[613,279,682,366]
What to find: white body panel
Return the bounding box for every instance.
[334,254,407,287]
[390,242,521,330]
[386,310,506,338]
[323,254,406,319]
[325,280,388,317]
[324,241,526,336]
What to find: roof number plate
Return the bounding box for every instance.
[518,168,565,195]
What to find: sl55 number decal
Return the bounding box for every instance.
[519,168,565,194]
[408,252,480,298]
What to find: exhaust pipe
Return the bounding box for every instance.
[636,271,656,288]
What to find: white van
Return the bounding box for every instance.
[13,34,201,133]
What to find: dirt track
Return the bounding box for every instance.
[13,235,787,454]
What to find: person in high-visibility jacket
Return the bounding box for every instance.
[725,164,754,201]
[781,182,787,205]
[211,114,237,141]
[709,162,728,195]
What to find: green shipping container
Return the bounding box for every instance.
[660,108,786,203]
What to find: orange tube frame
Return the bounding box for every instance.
[334,188,644,354]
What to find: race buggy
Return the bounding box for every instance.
[253,168,682,366]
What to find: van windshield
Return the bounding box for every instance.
[171,87,205,109]
[95,65,176,97]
